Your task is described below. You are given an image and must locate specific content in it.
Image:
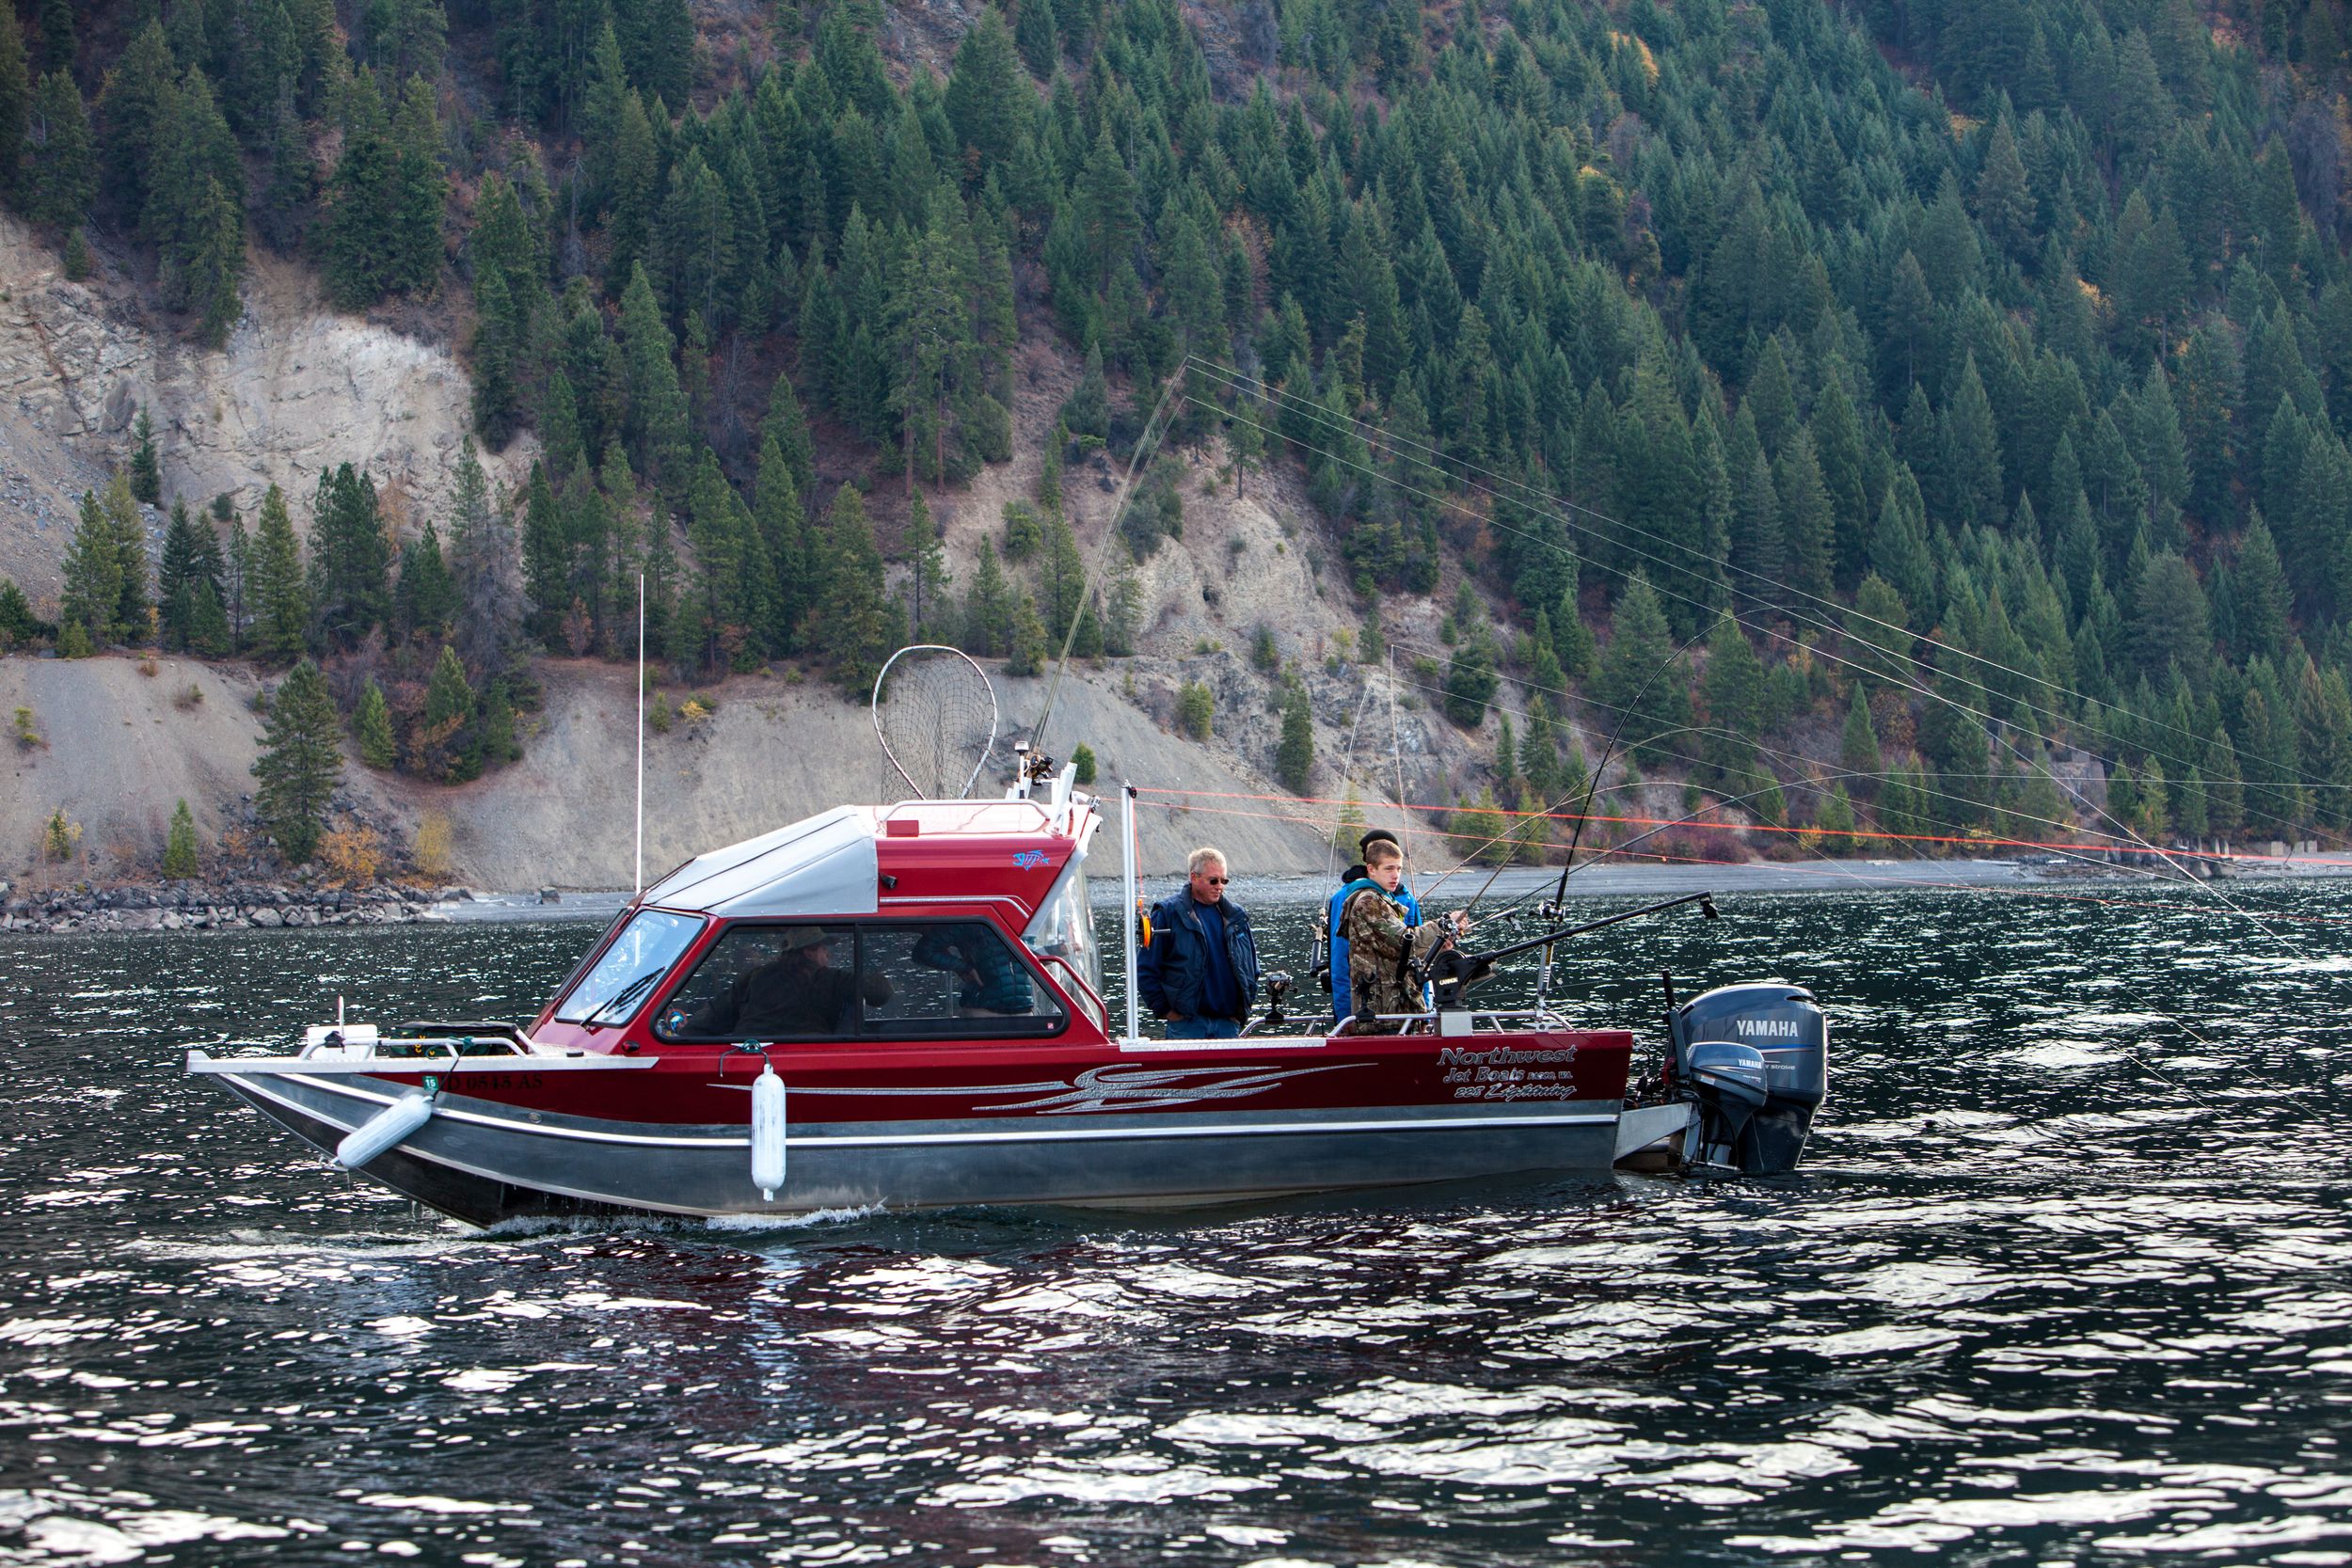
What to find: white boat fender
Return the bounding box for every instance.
[751,1064,787,1200]
[335,1089,436,1171]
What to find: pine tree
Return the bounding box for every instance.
[520,461,567,641]
[804,484,901,695]
[395,520,455,642]
[1442,634,1500,727]
[129,408,161,504]
[618,263,692,499]
[1596,576,1690,767]
[423,641,475,730]
[965,534,1010,656]
[904,488,948,640]
[313,464,390,647]
[158,501,212,650]
[388,73,444,295]
[1813,783,1856,855]
[249,483,310,662]
[1700,611,1765,789]
[185,175,246,347]
[355,678,396,768]
[1841,684,1883,787]
[1277,681,1314,792]
[162,798,200,879]
[252,658,342,863]
[0,5,27,207]
[447,438,523,674]
[24,69,92,230]
[322,68,391,308]
[58,488,125,650]
[1007,594,1050,676]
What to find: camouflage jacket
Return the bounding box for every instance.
[1340,888,1445,1032]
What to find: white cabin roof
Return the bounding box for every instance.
[641,805,881,918]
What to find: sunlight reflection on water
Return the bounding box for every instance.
[0,884,2347,1564]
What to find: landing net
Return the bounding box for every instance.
[871,644,1000,800]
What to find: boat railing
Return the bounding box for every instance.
[1346,1007,1579,1036]
[299,1032,529,1061]
[1037,952,1107,1033]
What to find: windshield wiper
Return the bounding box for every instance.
[579,966,668,1027]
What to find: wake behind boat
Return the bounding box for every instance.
[187,650,1828,1226]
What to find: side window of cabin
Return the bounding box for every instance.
[857,923,1066,1037]
[652,925,864,1042]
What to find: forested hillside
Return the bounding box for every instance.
[6,0,2352,868]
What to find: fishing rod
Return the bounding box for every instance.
[1419,620,1711,912]
[1415,891,1724,1007]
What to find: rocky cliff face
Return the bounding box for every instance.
[0,216,532,604]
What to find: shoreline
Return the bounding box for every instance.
[4,854,2341,935]
[429,852,2352,922]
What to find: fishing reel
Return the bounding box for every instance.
[1310,924,1331,992]
[1261,970,1295,1029]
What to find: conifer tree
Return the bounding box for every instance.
[965,535,1010,657]
[129,409,161,504]
[162,798,199,879]
[58,488,125,651]
[313,464,390,646]
[1596,576,1690,767]
[252,658,342,863]
[0,5,26,205]
[520,461,568,641]
[395,519,455,642]
[804,484,900,695]
[355,678,396,768]
[1840,684,1883,788]
[24,69,92,230]
[249,483,310,662]
[904,489,948,641]
[1700,612,1765,789]
[447,438,523,674]
[1278,681,1314,793]
[618,263,692,499]
[322,68,391,308]
[388,73,444,295]
[1007,594,1049,676]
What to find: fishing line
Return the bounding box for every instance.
[1186,355,2323,800]
[1187,394,2312,951]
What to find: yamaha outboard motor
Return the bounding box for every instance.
[1670,982,1828,1174]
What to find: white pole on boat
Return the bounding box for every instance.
[634,573,646,895]
[1121,781,1141,1047]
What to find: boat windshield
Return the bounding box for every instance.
[553,909,704,1024]
[1020,845,1101,1002]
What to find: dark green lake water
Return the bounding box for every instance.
[1,880,2348,1565]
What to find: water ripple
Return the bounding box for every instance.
[1,889,2349,1563]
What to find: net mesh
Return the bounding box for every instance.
[872,646,999,800]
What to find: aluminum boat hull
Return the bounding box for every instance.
[190,1032,1640,1226]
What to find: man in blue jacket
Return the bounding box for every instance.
[1138,847,1260,1038]
[1326,828,1422,1025]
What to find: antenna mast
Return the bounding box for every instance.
[634,573,645,895]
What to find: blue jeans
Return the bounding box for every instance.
[1165,1016,1242,1039]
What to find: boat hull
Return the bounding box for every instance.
[193,1032,1637,1226]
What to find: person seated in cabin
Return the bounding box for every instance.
[912,923,1036,1017]
[1324,828,1423,1024]
[1339,839,1464,1035]
[687,926,892,1038]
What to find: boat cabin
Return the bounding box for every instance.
[531,798,1107,1055]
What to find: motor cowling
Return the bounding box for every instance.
[1672,982,1827,1175]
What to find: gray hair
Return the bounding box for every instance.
[1186,847,1228,875]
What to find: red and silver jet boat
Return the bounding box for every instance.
[188,756,1827,1227]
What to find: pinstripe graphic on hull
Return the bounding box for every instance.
[207,1065,1624,1223]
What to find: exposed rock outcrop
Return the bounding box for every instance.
[0,216,532,603]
